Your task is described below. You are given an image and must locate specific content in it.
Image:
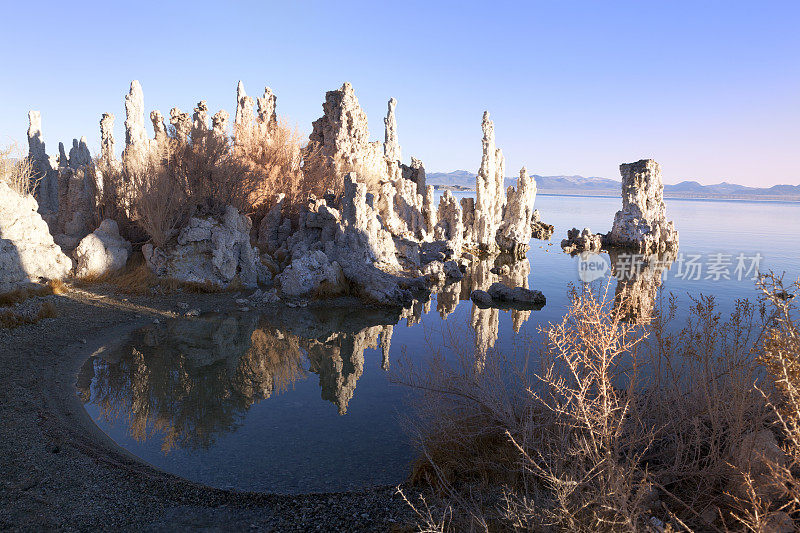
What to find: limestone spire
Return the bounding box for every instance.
[99,113,116,166]
[150,110,168,144]
[123,80,147,151]
[383,97,401,162]
[212,110,230,138]
[256,87,277,132]
[192,100,210,133]
[235,80,254,127]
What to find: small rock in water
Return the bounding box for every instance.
[235,298,247,304]
[239,306,250,312]
[470,290,493,306]
[185,309,200,317]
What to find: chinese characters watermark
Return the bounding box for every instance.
[577,252,763,282]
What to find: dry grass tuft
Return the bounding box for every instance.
[0,280,68,307]
[0,300,59,329]
[394,283,797,532]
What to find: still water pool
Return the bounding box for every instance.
[77,194,800,493]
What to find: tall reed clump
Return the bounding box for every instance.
[395,283,799,532]
[0,142,37,196]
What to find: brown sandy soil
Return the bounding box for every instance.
[0,285,416,532]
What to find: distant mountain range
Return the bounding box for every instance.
[427,171,800,201]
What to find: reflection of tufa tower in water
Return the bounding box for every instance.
[305,325,394,415]
[608,250,677,322]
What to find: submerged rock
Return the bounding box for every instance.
[487,282,546,307]
[74,219,132,278]
[470,282,545,309]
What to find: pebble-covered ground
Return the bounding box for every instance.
[0,285,421,531]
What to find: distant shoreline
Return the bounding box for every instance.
[432,185,800,203]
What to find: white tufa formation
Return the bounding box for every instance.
[169,108,192,141]
[27,111,59,215]
[192,101,210,134]
[472,111,507,250]
[99,113,117,167]
[235,80,255,128]
[122,80,148,168]
[383,97,401,162]
[606,159,679,253]
[150,110,168,144]
[0,181,72,292]
[256,87,277,134]
[212,110,230,138]
[74,219,132,278]
[497,167,537,256]
[434,190,463,254]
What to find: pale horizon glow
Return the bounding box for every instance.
[1,1,798,186]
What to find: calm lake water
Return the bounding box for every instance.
[78,194,800,493]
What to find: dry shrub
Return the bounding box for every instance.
[233,120,306,215]
[395,284,788,532]
[741,273,800,531]
[97,120,319,247]
[0,141,37,196]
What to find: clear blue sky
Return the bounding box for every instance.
[1,0,798,186]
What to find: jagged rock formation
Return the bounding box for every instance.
[605,159,679,253]
[561,227,604,254]
[277,249,346,298]
[497,167,537,256]
[306,82,388,190]
[0,181,72,292]
[99,113,118,168]
[27,111,58,216]
[122,80,148,169]
[472,112,506,251]
[150,110,168,144]
[212,110,229,138]
[402,157,426,195]
[234,81,255,130]
[434,190,463,254]
[74,219,132,278]
[530,209,554,240]
[143,206,270,289]
[192,101,210,134]
[384,98,401,163]
[169,108,192,141]
[27,111,98,246]
[256,87,277,135]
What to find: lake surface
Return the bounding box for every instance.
[77,194,800,493]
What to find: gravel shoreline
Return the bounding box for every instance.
[0,285,418,531]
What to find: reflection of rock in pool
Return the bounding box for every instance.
[77,258,543,453]
[78,307,401,452]
[77,314,306,452]
[608,250,677,322]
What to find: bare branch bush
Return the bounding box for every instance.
[394,282,793,532]
[0,141,37,196]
